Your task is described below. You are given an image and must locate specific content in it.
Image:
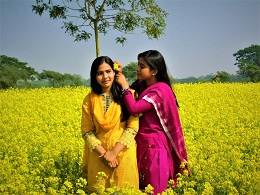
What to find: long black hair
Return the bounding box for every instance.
[132,50,179,107]
[90,56,130,120]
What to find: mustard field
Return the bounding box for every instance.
[0,83,259,194]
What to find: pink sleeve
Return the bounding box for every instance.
[123,92,153,114]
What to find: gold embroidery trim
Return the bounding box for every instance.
[83,131,101,151]
[118,128,137,148]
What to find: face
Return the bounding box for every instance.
[136,57,154,81]
[96,62,115,91]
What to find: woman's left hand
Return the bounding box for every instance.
[108,159,119,168]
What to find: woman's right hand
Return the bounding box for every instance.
[115,72,129,88]
[100,151,119,168]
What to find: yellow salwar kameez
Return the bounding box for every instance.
[81,91,139,192]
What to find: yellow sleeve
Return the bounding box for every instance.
[118,127,137,148]
[81,92,102,151]
[81,93,95,137]
[83,131,101,152]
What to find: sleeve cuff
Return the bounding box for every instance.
[83,131,101,151]
[118,128,137,148]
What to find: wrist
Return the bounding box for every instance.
[110,148,119,157]
[95,145,106,155]
[122,86,131,96]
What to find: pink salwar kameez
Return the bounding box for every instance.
[123,81,189,194]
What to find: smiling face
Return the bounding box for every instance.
[96,62,115,93]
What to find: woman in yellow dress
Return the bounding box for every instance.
[81,56,139,193]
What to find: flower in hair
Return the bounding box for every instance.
[113,63,119,71]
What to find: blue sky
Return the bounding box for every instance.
[1,0,259,79]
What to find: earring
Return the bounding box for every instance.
[152,74,155,76]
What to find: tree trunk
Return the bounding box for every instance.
[94,20,100,57]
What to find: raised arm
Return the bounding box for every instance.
[116,71,153,114]
[123,92,153,114]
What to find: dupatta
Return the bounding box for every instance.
[90,92,121,131]
[139,82,189,166]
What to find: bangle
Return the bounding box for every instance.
[122,87,131,95]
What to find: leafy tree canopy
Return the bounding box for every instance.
[39,70,83,87]
[0,55,38,89]
[233,44,260,82]
[122,62,137,84]
[32,0,168,57]
[212,71,231,83]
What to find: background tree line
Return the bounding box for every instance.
[0,55,85,89]
[0,44,259,89]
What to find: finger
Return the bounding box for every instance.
[111,161,117,168]
[112,161,117,167]
[111,159,118,167]
[112,159,118,166]
[108,162,115,168]
[108,162,114,168]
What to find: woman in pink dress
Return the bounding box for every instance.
[116,50,189,194]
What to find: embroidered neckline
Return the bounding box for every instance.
[101,93,112,113]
